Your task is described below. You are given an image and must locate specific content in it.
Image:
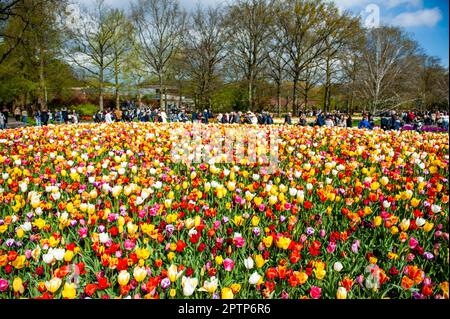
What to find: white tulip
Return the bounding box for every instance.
[431,205,441,214]
[333,261,343,272]
[416,217,426,227]
[21,222,32,232]
[289,188,297,197]
[248,272,262,285]
[52,248,65,261]
[99,232,110,244]
[42,252,54,264]
[244,256,254,269]
[181,276,198,296]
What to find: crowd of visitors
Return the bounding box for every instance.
[380,110,449,131]
[1,103,448,133]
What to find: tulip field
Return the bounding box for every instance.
[0,122,448,299]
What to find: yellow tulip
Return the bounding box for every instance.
[118,270,130,286]
[13,277,25,294]
[61,283,77,299]
[11,255,26,269]
[215,255,223,265]
[373,216,382,227]
[255,254,266,268]
[133,266,147,282]
[168,264,183,282]
[423,222,434,232]
[45,277,62,293]
[276,236,291,250]
[64,250,74,262]
[263,236,273,248]
[336,287,347,299]
[221,287,234,299]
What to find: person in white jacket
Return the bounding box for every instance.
[160,110,167,123]
[105,111,113,123]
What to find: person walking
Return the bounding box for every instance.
[105,111,113,124]
[2,107,9,128]
[346,114,352,128]
[22,109,28,124]
[62,108,69,124]
[0,112,5,129]
[41,109,49,126]
[34,110,42,126]
[14,107,21,121]
[284,112,292,125]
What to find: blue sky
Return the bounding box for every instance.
[78,0,449,66]
[334,0,449,66]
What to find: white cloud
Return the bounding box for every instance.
[385,0,422,8]
[332,0,422,10]
[393,7,442,28]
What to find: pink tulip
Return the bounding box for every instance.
[409,237,419,249]
[310,286,322,299]
[223,258,235,272]
[78,227,88,239]
[235,236,245,248]
[0,279,9,292]
[124,239,136,251]
[327,242,336,254]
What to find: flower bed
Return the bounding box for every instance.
[0,123,448,299]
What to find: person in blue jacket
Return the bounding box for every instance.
[358,116,373,129]
[192,110,199,123]
[203,109,209,124]
[316,112,325,126]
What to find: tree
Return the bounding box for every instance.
[320,7,360,112]
[300,60,322,111]
[338,30,364,113]
[355,26,419,114]
[266,37,287,115]
[63,0,123,111]
[226,0,274,110]
[132,0,186,112]
[416,55,449,111]
[184,4,229,110]
[109,9,133,110]
[0,0,25,64]
[0,0,74,112]
[275,0,338,115]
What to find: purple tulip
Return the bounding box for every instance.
[423,252,434,260]
[351,240,360,253]
[161,278,171,290]
[165,224,174,236]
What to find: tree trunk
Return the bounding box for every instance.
[158,74,164,111]
[39,47,47,110]
[276,81,281,115]
[178,81,182,108]
[248,75,253,111]
[115,58,120,110]
[292,77,298,116]
[324,56,331,112]
[304,88,308,111]
[327,85,332,111]
[99,66,104,112]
